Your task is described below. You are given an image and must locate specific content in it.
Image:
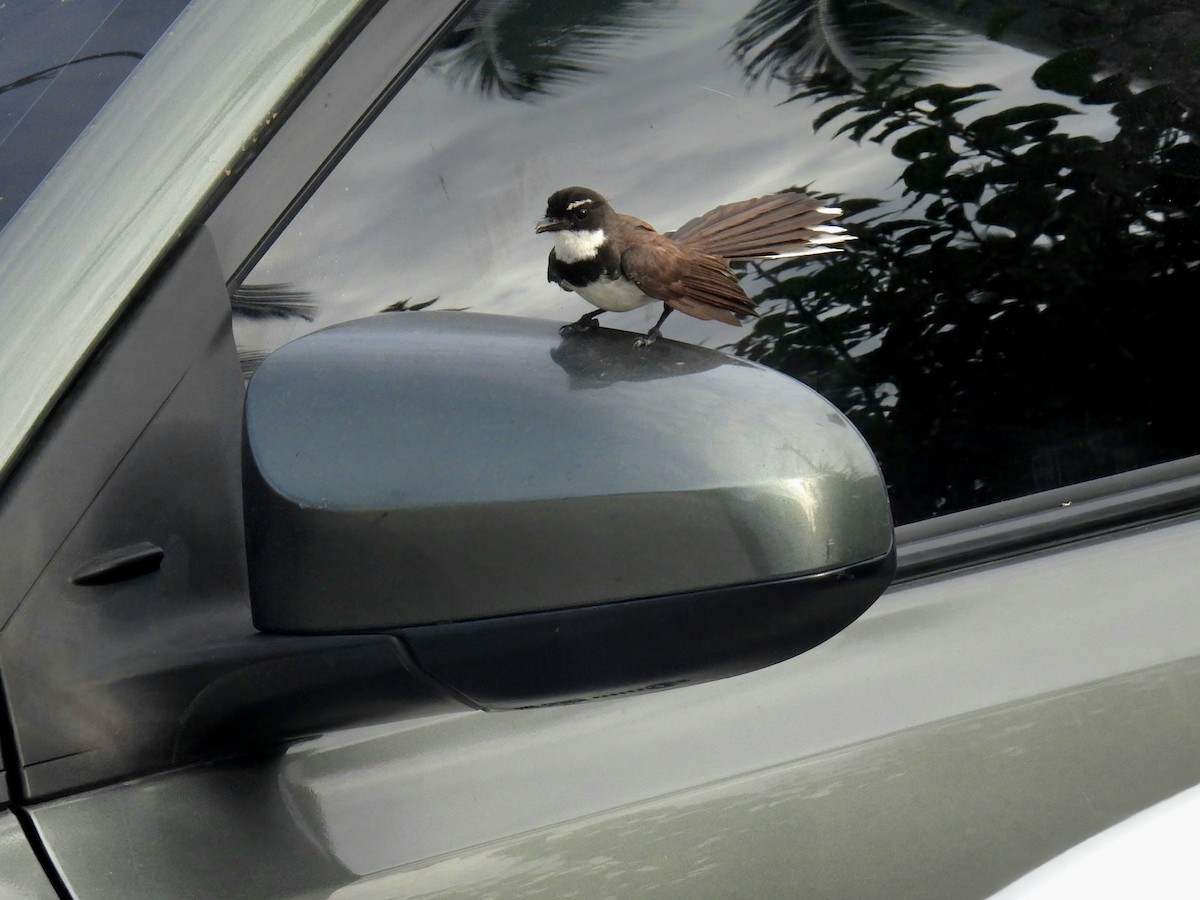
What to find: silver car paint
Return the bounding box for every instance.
[31,512,1200,897]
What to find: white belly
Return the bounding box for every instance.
[575,276,656,313]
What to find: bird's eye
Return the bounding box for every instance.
[573,207,589,220]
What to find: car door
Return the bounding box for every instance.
[2,1,1199,898]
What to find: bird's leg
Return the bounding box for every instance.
[560,309,604,336]
[633,306,674,349]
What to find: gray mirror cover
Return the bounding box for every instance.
[243,313,893,633]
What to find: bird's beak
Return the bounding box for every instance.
[535,216,565,234]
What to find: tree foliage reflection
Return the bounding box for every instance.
[734,51,1200,523]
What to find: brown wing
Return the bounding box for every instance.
[619,228,756,327]
[617,232,687,302]
[670,254,758,325]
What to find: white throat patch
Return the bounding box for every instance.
[554,228,605,263]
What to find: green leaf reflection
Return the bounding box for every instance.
[734,52,1200,524]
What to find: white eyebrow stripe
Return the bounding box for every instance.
[566,198,594,211]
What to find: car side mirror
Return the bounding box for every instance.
[243,313,894,709]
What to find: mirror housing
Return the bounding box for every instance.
[244,313,894,708]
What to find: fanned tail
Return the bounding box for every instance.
[668,192,852,261]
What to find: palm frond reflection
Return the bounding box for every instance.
[731,0,968,88]
[431,0,672,101]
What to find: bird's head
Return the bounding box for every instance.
[536,186,612,235]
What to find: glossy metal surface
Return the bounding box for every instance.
[244,313,892,630]
[0,0,370,481]
[31,512,1200,898]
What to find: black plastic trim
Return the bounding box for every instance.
[181,0,393,257]
[8,806,72,900]
[173,635,472,759]
[895,456,1200,581]
[400,550,896,710]
[70,541,164,586]
[210,0,477,288]
[0,665,18,808]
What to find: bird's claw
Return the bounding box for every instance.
[559,317,601,336]
[633,330,661,349]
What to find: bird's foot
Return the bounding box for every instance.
[633,329,661,349]
[559,313,602,336]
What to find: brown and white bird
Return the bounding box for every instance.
[536,186,851,346]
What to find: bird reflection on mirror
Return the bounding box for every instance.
[549,327,742,391]
[536,186,852,347]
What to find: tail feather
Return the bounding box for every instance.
[677,194,816,242]
[668,192,852,260]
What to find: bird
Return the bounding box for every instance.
[536,186,851,347]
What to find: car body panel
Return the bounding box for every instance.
[337,660,1200,899]
[30,511,1200,898]
[0,812,58,899]
[991,782,1200,898]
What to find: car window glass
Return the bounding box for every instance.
[237,0,1200,525]
[0,0,191,234]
